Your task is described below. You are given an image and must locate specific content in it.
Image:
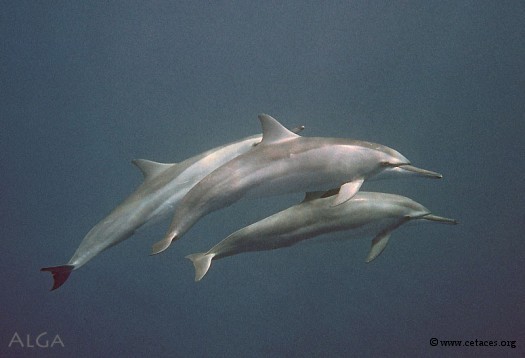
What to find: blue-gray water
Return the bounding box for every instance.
[2,1,524,357]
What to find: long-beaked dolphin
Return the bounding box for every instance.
[41,125,305,290]
[186,191,457,281]
[151,114,443,255]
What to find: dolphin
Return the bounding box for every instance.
[151,114,443,255]
[186,191,457,281]
[40,124,305,290]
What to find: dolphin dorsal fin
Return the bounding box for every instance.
[302,191,326,203]
[302,188,340,203]
[301,188,339,203]
[258,114,300,144]
[132,159,175,181]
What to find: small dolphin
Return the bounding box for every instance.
[186,191,457,281]
[152,114,442,255]
[41,124,305,290]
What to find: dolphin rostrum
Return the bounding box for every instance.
[186,191,457,281]
[151,114,443,255]
[41,124,305,290]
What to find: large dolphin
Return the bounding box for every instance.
[41,125,305,290]
[151,114,443,255]
[186,191,457,281]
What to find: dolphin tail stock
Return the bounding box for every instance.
[185,253,215,282]
[423,214,458,225]
[40,265,75,291]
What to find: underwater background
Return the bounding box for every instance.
[2,1,524,357]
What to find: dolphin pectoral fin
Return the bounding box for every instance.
[365,231,392,263]
[150,235,177,255]
[332,179,364,206]
[185,253,215,281]
[41,265,75,291]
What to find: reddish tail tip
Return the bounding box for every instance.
[41,265,74,291]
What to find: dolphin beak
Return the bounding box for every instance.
[397,164,443,178]
[423,214,458,224]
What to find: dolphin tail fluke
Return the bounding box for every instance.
[185,253,215,282]
[150,235,176,255]
[423,214,458,225]
[40,265,74,291]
